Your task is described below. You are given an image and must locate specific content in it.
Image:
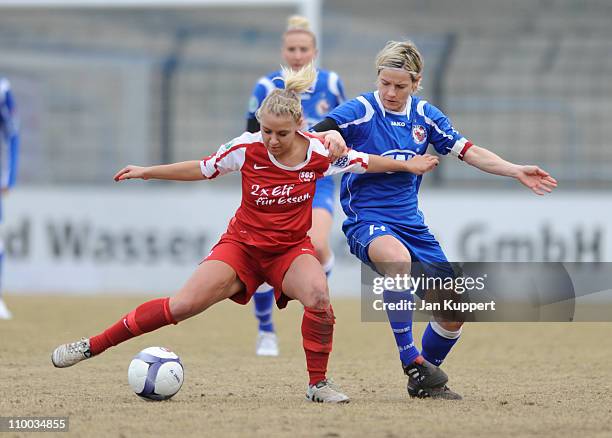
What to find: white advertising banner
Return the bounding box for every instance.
[3,187,611,296]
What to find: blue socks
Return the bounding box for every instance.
[383,289,420,365]
[421,321,461,366]
[384,288,462,367]
[253,287,275,333]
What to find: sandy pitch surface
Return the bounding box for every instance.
[1,296,611,438]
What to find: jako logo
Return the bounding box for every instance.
[391,121,406,127]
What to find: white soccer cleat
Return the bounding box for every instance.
[51,338,92,368]
[306,379,350,403]
[0,298,12,320]
[256,331,279,357]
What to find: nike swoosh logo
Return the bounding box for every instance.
[301,248,311,252]
[254,164,269,170]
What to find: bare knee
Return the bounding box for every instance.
[169,296,198,322]
[369,236,412,277]
[300,281,330,309]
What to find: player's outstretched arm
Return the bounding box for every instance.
[366,153,439,175]
[114,161,204,182]
[312,130,348,161]
[462,145,558,195]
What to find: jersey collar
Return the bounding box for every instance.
[374,90,412,119]
[266,131,314,171]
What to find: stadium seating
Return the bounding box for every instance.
[0,0,610,186]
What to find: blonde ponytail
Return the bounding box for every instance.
[281,63,316,96]
[257,63,316,124]
[287,15,310,31]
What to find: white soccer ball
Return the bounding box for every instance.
[128,347,184,401]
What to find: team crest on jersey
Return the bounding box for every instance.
[299,171,315,182]
[316,98,330,116]
[412,125,427,145]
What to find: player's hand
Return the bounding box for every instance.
[515,165,558,195]
[114,165,149,181]
[406,154,439,175]
[320,131,348,161]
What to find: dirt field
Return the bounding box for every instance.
[1,295,611,438]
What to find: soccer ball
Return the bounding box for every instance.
[127,347,184,401]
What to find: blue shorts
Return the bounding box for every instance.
[344,220,455,292]
[312,175,335,215]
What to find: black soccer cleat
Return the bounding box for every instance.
[403,357,462,400]
[420,385,463,400]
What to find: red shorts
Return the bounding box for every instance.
[204,235,316,309]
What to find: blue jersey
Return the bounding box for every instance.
[327,91,472,228]
[0,77,19,191]
[247,68,345,128]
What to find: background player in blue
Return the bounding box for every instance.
[0,77,19,320]
[245,15,346,356]
[312,40,557,399]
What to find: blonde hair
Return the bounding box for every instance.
[283,15,316,47]
[256,63,316,124]
[375,40,424,92]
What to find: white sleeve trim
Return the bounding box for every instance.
[328,71,341,98]
[324,150,369,177]
[258,77,276,96]
[0,78,9,95]
[200,146,246,179]
[338,96,375,129]
[200,132,259,178]
[450,137,470,158]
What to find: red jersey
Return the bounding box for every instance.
[200,131,369,251]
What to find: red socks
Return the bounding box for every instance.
[89,297,335,387]
[89,297,176,356]
[302,306,335,385]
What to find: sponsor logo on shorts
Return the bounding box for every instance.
[369,224,387,235]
